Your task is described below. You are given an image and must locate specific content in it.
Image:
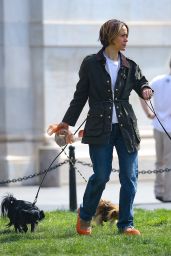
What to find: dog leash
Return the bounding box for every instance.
[33,99,171,205]
[62,148,88,183]
[32,118,87,206]
[145,99,171,141]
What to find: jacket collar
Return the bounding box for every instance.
[96,47,130,68]
[96,47,106,64]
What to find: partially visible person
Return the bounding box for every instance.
[140,58,171,202]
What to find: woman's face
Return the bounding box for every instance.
[111,25,128,51]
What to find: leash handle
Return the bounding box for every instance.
[32,118,87,205]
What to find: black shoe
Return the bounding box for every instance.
[156,196,171,203]
[155,196,164,202]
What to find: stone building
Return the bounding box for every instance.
[0,0,171,184]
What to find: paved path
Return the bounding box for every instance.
[1,180,171,212]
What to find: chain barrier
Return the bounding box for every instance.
[0,160,68,185]
[1,158,171,186]
[75,160,171,175]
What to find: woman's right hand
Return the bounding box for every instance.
[47,122,69,136]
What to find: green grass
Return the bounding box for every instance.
[0,209,171,256]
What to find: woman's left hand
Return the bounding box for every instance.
[142,88,153,100]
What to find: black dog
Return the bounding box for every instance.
[1,194,45,233]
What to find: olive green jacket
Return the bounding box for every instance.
[62,48,151,153]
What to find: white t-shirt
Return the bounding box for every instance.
[103,52,120,123]
[150,74,171,132]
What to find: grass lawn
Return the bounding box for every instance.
[0,209,171,256]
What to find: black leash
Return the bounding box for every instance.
[32,118,87,206]
[145,99,171,141]
[33,100,171,205]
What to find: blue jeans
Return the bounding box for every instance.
[80,124,138,230]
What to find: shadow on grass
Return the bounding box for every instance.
[0,229,14,235]
[0,230,26,243]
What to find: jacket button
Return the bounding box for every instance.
[108,116,111,118]
[115,89,118,91]
[118,115,121,117]
[116,106,119,109]
[107,80,110,83]
[108,89,111,92]
[109,107,112,109]
[100,114,103,117]
[120,124,123,127]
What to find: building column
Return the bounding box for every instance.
[0,0,45,185]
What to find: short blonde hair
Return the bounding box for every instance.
[99,19,129,47]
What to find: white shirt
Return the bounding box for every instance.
[103,52,120,123]
[150,74,171,132]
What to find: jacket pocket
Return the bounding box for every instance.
[84,107,104,136]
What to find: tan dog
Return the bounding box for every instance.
[93,199,119,225]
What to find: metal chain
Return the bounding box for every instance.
[0,160,68,185]
[75,160,171,174]
[1,158,171,186]
[138,168,171,174]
